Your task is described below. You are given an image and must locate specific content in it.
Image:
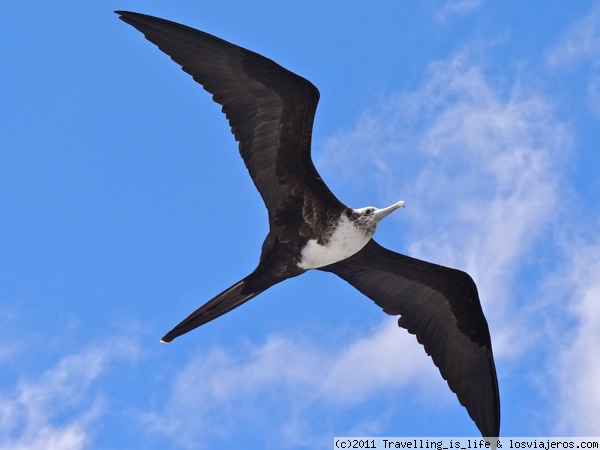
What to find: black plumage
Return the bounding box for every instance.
[117,11,500,437]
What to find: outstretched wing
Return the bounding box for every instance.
[116,11,342,230]
[320,239,500,437]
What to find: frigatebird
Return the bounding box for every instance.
[117,11,500,437]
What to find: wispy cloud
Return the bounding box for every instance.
[0,338,139,450]
[551,230,600,435]
[320,37,600,436]
[142,322,442,448]
[546,4,600,67]
[321,52,571,360]
[435,0,483,22]
[546,3,600,117]
[536,6,600,433]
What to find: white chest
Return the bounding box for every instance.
[297,214,372,270]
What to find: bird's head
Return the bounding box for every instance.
[351,200,405,234]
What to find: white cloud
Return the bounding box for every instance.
[0,338,139,450]
[320,53,570,360]
[539,6,600,434]
[552,231,600,435]
[546,4,600,118]
[546,5,600,68]
[342,50,600,436]
[142,321,439,448]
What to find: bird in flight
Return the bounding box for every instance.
[117,11,500,437]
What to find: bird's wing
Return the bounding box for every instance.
[320,239,500,437]
[116,11,342,230]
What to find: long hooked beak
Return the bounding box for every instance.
[374,200,405,222]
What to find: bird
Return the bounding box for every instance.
[116,11,500,437]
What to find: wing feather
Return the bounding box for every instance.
[321,239,500,437]
[116,11,343,239]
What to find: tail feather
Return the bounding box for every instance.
[161,276,265,343]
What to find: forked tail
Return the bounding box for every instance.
[161,275,269,343]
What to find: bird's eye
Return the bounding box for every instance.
[367,208,374,214]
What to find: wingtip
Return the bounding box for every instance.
[114,10,139,22]
[114,11,131,23]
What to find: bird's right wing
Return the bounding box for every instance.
[320,239,500,437]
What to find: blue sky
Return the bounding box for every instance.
[2,1,600,448]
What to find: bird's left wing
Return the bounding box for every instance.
[320,239,500,437]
